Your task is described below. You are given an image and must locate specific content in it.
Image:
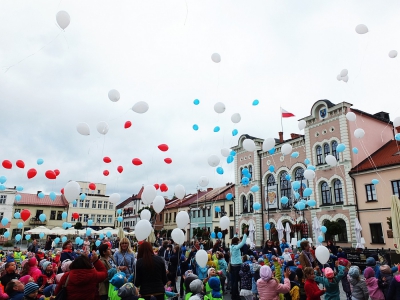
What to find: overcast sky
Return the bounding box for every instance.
[0,1,399,203]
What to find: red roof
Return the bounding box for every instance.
[195,184,235,204]
[15,193,69,207]
[116,186,145,209]
[350,140,400,173]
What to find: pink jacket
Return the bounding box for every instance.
[257,277,290,300]
[28,266,42,282]
[365,277,385,300]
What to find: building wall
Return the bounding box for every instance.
[0,189,16,230]
[190,205,212,239]
[211,199,235,240]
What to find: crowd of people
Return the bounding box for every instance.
[0,231,399,300]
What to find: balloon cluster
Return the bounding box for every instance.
[336,69,349,83]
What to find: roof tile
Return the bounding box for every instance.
[15,193,69,207]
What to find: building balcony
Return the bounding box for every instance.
[29,218,47,225]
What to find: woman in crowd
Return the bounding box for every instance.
[135,241,168,300]
[44,237,52,251]
[60,240,77,262]
[98,243,115,300]
[262,240,277,256]
[230,228,248,300]
[114,237,135,276]
[167,245,180,293]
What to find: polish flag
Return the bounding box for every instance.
[281,107,295,118]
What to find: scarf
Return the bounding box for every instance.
[303,251,314,266]
[62,249,72,253]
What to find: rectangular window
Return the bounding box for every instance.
[169,213,171,223]
[392,180,400,198]
[0,195,6,204]
[366,184,377,201]
[57,211,63,220]
[221,205,225,215]
[97,215,102,223]
[202,209,205,218]
[98,201,103,209]
[174,212,177,222]
[85,200,90,208]
[92,200,97,208]
[207,208,211,217]
[229,226,234,239]
[109,203,113,210]
[108,215,112,223]
[78,214,82,222]
[91,214,96,222]
[102,215,107,222]
[83,214,89,222]
[0,212,4,222]
[229,204,233,217]
[133,221,135,227]
[73,201,77,208]
[14,209,21,218]
[165,213,168,222]
[215,210,218,218]
[98,189,101,194]
[370,223,384,244]
[79,199,84,208]
[159,214,162,221]
[103,202,108,210]
[50,210,56,220]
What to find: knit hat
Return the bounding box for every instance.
[380,265,391,274]
[366,257,376,266]
[184,270,193,278]
[39,259,48,269]
[24,282,39,296]
[207,267,215,277]
[208,277,221,298]
[61,259,72,272]
[289,271,297,281]
[42,261,52,271]
[189,279,203,294]
[260,265,272,281]
[258,258,264,263]
[20,275,32,285]
[184,276,199,292]
[118,283,138,299]
[338,258,349,267]
[28,257,37,267]
[324,267,334,278]
[364,267,375,279]
[348,266,360,278]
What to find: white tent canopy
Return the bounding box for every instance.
[25,226,51,234]
[50,227,67,235]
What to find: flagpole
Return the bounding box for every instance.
[280,107,283,134]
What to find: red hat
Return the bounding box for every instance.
[28,257,37,267]
[324,267,334,278]
[338,258,350,267]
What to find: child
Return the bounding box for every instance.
[208,277,222,300]
[188,279,204,300]
[117,282,140,300]
[295,268,306,300]
[239,263,253,300]
[338,258,351,300]
[348,266,369,300]
[282,248,292,262]
[379,265,394,299]
[23,282,41,300]
[284,270,300,300]
[257,265,290,300]
[364,267,385,300]
[37,261,55,294]
[314,261,344,300]
[0,261,20,288]
[303,267,325,300]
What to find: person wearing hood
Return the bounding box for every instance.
[364,267,385,300]
[188,279,204,300]
[184,274,199,300]
[338,258,351,300]
[257,265,290,300]
[20,258,42,283]
[347,266,368,300]
[239,263,252,300]
[37,261,55,294]
[379,264,394,299]
[314,261,345,300]
[208,277,222,300]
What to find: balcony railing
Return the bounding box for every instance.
[29,218,47,225]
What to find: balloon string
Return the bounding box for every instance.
[183,0,188,25]
[359,140,389,189]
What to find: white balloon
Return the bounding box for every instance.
[132,101,149,114]
[171,228,185,245]
[109,193,121,204]
[76,123,90,136]
[315,246,330,264]
[64,181,80,203]
[211,53,221,63]
[196,249,208,268]
[135,219,152,241]
[298,120,306,131]
[176,211,189,229]
[231,113,241,123]
[336,74,342,81]
[214,102,226,114]
[108,89,120,102]
[175,184,186,200]
[208,155,220,167]
[389,50,398,58]
[142,185,157,205]
[198,176,209,187]
[355,24,368,34]
[346,112,356,122]
[263,138,275,152]
[393,117,400,128]
[140,209,151,221]
[354,128,365,139]
[340,69,348,77]
[152,196,165,213]
[56,11,70,30]
[342,75,349,83]
[221,148,230,157]
[281,144,293,155]
[325,155,337,167]
[96,121,109,135]
[243,139,256,152]
[220,216,230,230]
[303,169,315,180]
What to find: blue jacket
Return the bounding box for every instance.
[280,242,290,254]
[315,265,345,300]
[230,234,247,265]
[114,251,135,276]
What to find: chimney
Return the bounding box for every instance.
[207,188,213,192]
[290,133,301,139]
[279,132,284,143]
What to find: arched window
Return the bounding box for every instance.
[323,143,330,162]
[240,167,243,179]
[295,168,305,197]
[316,146,323,165]
[242,195,248,213]
[337,219,348,242]
[267,175,275,186]
[334,180,343,204]
[321,182,331,205]
[249,165,253,180]
[331,141,339,160]
[249,194,254,213]
[280,172,292,208]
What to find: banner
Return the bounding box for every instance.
[265,185,278,209]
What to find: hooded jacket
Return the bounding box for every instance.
[388,274,400,300]
[239,263,252,291]
[348,276,369,300]
[364,268,385,300]
[314,265,345,300]
[256,277,290,300]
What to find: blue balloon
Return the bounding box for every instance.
[72,200,77,206]
[117,216,123,222]
[211,232,216,239]
[242,168,249,175]
[25,235,31,241]
[253,202,261,210]
[396,133,400,141]
[54,237,60,244]
[230,150,236,156]
[227,155,234,164]
[15,194,21,201]
[292,181,301,191]
[250,185,260,192]
[0,176,6,184]
[264,223,271,230]
[16,186,23,192]
[49,192,56,201]
[99,234,104,240]
[241,177,249,186]
[37,192,44,199]
[86,229,92,236]
[215,206,221,213]
[297,202,306,210]
[15,234,21,242]
[62,236,67,243]
[269,165,275,172]
[192,124,199,131]
[88,219,93,226]
[294,192,300,199]
[213,126,220,132]
[269,148,275,154]
[1,218,8,226]
[318,236,324,243]
[297,241,301,247]
[62,222,68,229]
[303,188,313,197]
[216,167,224,175]
[75,237,81,244]
[285,174,291,181]
[307,165,316,171]
[232,129,238,136]
[80,193,86,200]
[372,179,379,185]
[37,158,44,165]
[79,239,84,245]
[217,232,222,239]
[321,226,327,233]
[95,240,101,247]
[67,223,72,228]
[0,185,5,191]
[252,99,259,106]
[39,214,46,222]
[106,231,112,238]
[61,212,67,220]
[304,158,310,165]
[193,99,200,105]
[17,222,23,229]
[3,231,10,238]
[39,232,45,239]
[352,147,359,154]
[291,152,299,158]
[280,196,289,205]
[14,212,20,219]
[226,193,233,200]
[307,199,316,207]
[117,209,122,215]
[336,143,346,153]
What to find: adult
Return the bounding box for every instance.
[5,279,24,300]
[114,237,120,249]
[262,240,277,256]
[44,237,52,251]
[158,240,168,258]
[60,240,77,262]
[83,237,90,252]
[98,243,115,300]
[27,240,38,254]
[326,240,338,255]
[135,241,168,300]
[167,245,180,293]
[279,239,290,255]
[230,228,248,300]
[113,237,135,276]
[54,252,107,300]
[274,241,282,256]
[299,240,316,269]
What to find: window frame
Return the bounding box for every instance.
[316,145,323,165]
[98,201,103,209]
[50,210,56,220]
[249,165,253,180]
[323,143,330,162]
[280,172,292,209]
[336,219,347,242]
[229,204,233,217]
[321,182,332,205]
[392,180,400,198]
[242,195,248,213]
[92,200,97,209]
[331,141,339,160]
[334,180,343,204]
[108,215,113,223]
[365,184,377,201]
[0,195,6,204]
[249,194,254,213]
[294,168,305,198]
[370,223,385,244]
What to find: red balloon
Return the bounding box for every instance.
[27,168,37,179]
[117,166,123,173]
[158,144,169,152]
[160,183,168,192]
[54,169,60,176]
[89,183,96,190]
[103,157,111,163]
[16,160,25,169]
[61,188,64,194]
[132,158,142,166]
[154,183,160,190]
[2,160,12,169]
[72,212,79,220]
[124,121,132,129]
[45,170,56,180]
[164,158,172,164]
[103,170,109,176]
[20,209,31,222]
